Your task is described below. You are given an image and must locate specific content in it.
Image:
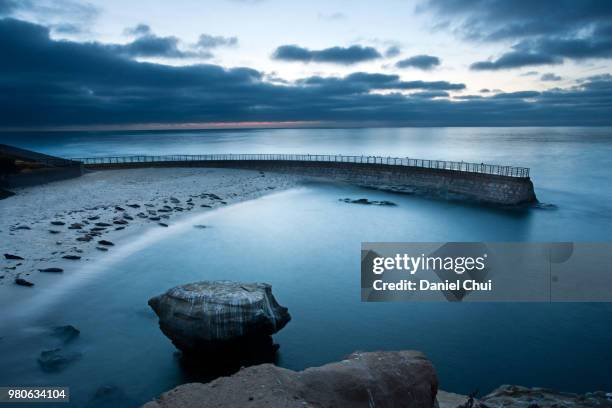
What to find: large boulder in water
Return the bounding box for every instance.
[143,350,438,408]
[148,281,291,354]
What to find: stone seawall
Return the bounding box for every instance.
[85,160,536,205]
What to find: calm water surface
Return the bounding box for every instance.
[0,128,611,407]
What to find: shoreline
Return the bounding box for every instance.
[0,167,303,319]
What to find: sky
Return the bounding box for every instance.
[1,0,612,129]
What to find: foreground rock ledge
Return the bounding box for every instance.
[148,280,291,354]
[143,350,438,408]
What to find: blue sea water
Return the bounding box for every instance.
[0,127,611,406]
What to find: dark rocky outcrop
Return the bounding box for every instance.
[0,188,15,199]
[478,385,612,408]
[143,350,438,408]
[439,386,612,408]
[148,281,290,355]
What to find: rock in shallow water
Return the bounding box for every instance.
[51,325,80,343]
[339,197,397,206]
[37,348,82,372]
[148,281,291,354]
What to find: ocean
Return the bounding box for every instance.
[0,127,611,406]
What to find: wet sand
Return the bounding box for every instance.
[0,167,302,305]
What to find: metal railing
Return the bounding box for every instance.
[69,154,530,178]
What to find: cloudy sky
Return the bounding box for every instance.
[1,0,611,129]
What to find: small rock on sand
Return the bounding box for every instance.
[4,253,24,260]
[15,278,34,287]
[62,255,81,260]
[96,247,108,252]
[158,223,169,227]
[39,267,64,273]
[51,221,65,226]
[98,240,114,246]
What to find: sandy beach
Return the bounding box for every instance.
[0,167,302,306]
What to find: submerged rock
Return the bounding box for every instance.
[143,350,437,408]
[98,240,114,246]
[339,198,397,206]
[37,348,82,372]
[51,325,80,343]
[148,281,291,354]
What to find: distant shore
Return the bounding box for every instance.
[0,167,302,311]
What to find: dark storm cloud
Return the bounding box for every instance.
[420,0,612,41]
[197,34,238,48]
[272,44,382,65]
[0,0,99,24]
[0,0,18,16]
[541,73,561,82]
[470,51,561,70]
[385,46,401,58]
[1,18,612,127]
[299,72,465,91]
[396,55,440,70]
[124,23,152,36]
[115,35,200,58]
[421,0,612,69]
